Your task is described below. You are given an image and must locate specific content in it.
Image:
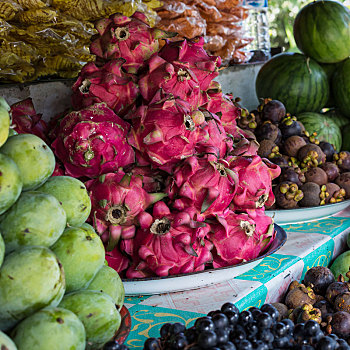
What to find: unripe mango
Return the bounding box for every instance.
[0,191,66,255]
[1,134,55,191]
[0,153,23,215]
[0,98,10,147]
[86,265,125,310]
[12,307,85,350]
[37,176,91,227]
[0,246,66,331]
[51,224,104,292]
[59,290,121,350]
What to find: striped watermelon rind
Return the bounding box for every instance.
[256,53,329,116]
[293,0,350,64]
[341,124,350,151]
[297,112,342,151]
[323,109,350,128]
[332,58,350,118]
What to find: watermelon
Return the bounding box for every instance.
[320,62,340,108]
[342,124,350,151]
[323,108,350,128]
[332,57,350,118]
[293,0,350,64]
[256,53,329,115]
[297,112,342,151]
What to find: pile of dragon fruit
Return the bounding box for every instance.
[11,11,281,278]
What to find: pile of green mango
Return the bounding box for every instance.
[0,97,126,350]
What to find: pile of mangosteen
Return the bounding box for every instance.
[238,99,350,209]
[272,266,350,340]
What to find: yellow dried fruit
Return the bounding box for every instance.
[51,0,79,11]
[0,1,22,21]
[15,0,46,9]
[15,8,57,24]
[43,55,81,71]
[0,40,38,63]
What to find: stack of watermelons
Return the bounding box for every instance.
[256,0,350,152]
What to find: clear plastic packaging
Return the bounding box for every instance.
[154,0,254,65]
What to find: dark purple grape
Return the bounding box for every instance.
[208,310,222,318]
[316,336,338,350]
[230,325,246,343]
[143,338,161,350]
[225,310,239,326]
[300,346,314,350]
[272,322,287,337]
[256,312,273,330]
[213,313,229,329]
[195,317,215,333]
[251,340,269,350]
[236,339,253,350]
[272,336,289,348]
[160,323,171,338]
[169,333,188,349]
[103,341,121,350]
[197,330,218,348]
[281,318,294,335]
[184,327,197,343]
[169,323,186,336]
[246,323,258,337]
[304,320,320,336]
[220,341,237,350]
[221,303,239,315]
[258,329,274,343]
[250,309,262,320]
[216,327,230,345]
[260,304,279,321]
[239,310,253,326]
[293,323,305,343]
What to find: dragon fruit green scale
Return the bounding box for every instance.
[90,12,174,74]
[71,59,139,117]
[51,103,135,179]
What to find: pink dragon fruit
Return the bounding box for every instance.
[201,81,240,135]
[126,201,213,278]
[52,161,65,177]
[209,209,275,268]
[128,165,167,193]
[128,95,205,173]
[51,103,135,178]
[195,111,233,160]
[138,53,202,108]
[105,247,130,274]
[228,155,281,210]
[10,98,48,142]
[85,172,166,250]
[166,156,238,220]
[158,37,222,91]
[90,12,174,74]
[71,59,139,117]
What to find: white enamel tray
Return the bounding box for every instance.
[123,225,287,296]
[266,199,350,225]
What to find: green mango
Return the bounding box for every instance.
[0,233,4,268]
[330,250,350,280]
[37,176,91,227]
[11,307,85,350]
[86,265,125,310]
[0,191,66,255]
[0,134,55,191]
[0,246,66,331]
[51,224,104,293]
[0,105,10,148]
[0,330,17,350]
[59,290,121,350]
[0,153,23,215]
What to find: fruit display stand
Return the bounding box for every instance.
[123,207,350,348]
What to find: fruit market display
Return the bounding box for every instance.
[154,0,253,64]
[1,9,281,280]
[0,0,160,83]
[140,300,350,349]
[0,99,127,349]
[236,98,350,209]
[256,0,350,151]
